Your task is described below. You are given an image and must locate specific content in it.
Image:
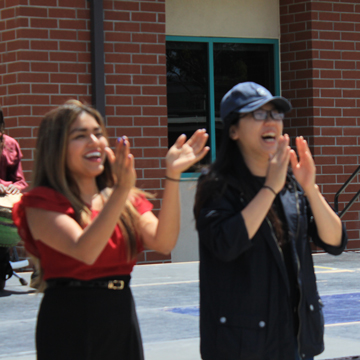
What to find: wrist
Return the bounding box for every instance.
[165,175,181,183]
[262,185,277,197]
[304,184,319,198]
[165,170,181,181]
[112,184,132,196]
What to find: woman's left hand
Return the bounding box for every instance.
[166,129,210,178]
[290,136,316,193]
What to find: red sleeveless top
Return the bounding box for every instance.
[12,186,153,280]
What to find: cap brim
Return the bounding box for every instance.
[237,96,292,114]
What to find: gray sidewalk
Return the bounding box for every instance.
[0,251,359,360]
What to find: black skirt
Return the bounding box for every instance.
[36,276,144,360]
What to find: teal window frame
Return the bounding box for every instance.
[166,36,281,180]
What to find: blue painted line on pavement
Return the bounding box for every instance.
[321,292,360,325]
[164,306,199,316]
[164,293,360,325]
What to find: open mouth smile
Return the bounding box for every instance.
[84,151,102,161]
[261,132,276,143]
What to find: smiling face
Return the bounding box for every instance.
[229,102,283,164]
[66,111,109,183]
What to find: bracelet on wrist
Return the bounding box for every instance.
[263,185,277,197]
[165,175,181,182]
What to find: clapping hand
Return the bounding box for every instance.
[290,136,316,194]
[166,129,210,179]
[265,134,291,194]
[105,136,136,191]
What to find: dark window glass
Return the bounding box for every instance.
[166,42,210,171]
[166,40,274,171]
[213,43,274,157]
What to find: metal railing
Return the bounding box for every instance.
[334,165,360,219]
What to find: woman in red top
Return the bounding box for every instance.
[12,100,209,360]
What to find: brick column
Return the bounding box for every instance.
[103,0,169,263]
[280,0,360,249]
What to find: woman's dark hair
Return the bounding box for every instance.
[194,112,284,244]
[194,112,240,218]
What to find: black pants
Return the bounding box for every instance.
[36,279,144,360]
[0,247,12,290]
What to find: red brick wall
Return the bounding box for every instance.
[0,0,170,263]
[0,0,93,175]
[103,0,169,263]
[280,0,360,250]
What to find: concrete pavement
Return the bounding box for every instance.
[0,251,359,359]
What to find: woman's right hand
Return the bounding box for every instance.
[165,129,209,179]
[105,136,136,191]
[0,184,6,194]
[265,134,291,194]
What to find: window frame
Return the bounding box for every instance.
[166,36,281,179]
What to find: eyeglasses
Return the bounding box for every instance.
[241,109,284,121]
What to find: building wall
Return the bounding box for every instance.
[280,0,360,249]
[1,0,358,265]
[0,0,93,172]
[166,0,280,39]
[103,0,169,263]
[0,0,170,264]
[0,0,283,264]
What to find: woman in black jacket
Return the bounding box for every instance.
[194,82,347,360]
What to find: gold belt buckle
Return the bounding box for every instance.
[108,280,125,290]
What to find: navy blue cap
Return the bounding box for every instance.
[220,82,292,123]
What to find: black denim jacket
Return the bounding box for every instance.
[197,173,347,360]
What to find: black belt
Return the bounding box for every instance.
[46,277,130,290]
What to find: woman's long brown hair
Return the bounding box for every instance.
[30,100,150,290]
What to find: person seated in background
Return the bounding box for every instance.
[0,106,28,290]
[0,107,28,195]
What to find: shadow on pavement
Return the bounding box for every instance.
[0,289,36,297]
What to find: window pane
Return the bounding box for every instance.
[166,42,210,171]
[166,41,275,170]
[213,43,274,157]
